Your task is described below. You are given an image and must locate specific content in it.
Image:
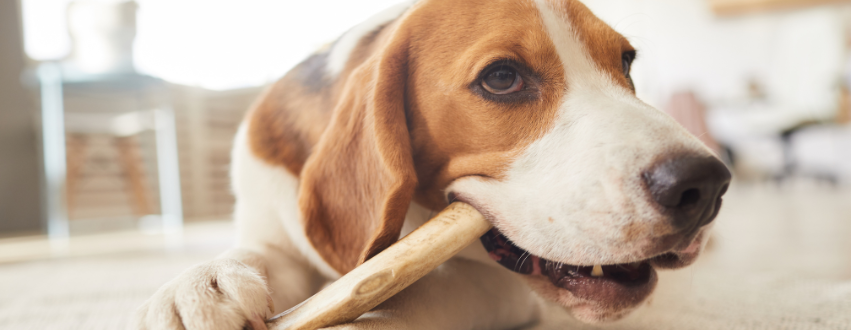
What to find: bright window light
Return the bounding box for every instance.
[22,0,74,61]
[23,0,406,90]
[136,0,407,90]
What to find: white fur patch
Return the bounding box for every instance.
[446,0,710,266]
[230,123,340,279]
[325,1,415,78]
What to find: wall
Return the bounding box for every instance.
[583,0,847,114]
[0,0,43,235]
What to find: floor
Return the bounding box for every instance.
[0,221,232,330]
[1,182,850,330]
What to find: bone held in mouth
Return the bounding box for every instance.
[265,202,491,330]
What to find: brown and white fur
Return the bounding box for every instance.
[131,0,730,329]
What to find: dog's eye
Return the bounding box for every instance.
[482,66,523,94]
[622,51,635,78]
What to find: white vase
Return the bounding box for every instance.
[65,0,138,75]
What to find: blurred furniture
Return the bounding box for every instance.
[785,124,851,184]
[707,91,851,184]
[839,85,850,124]
[34,0,183,240]
[664,91,722,155]
[64,111,160,220]
[37,64,184,238]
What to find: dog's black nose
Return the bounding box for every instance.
[643,155,731,230]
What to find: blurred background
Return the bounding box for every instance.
[1,0,850,328]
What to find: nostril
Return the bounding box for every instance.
[678,188,701,208]
[644,154,732,229]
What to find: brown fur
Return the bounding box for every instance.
[131,1,714,328]
[246,0,633,274]
[297,27,419,273]
[549,0,635,91]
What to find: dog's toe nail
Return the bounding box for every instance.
[249,313,268,330]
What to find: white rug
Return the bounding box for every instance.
[1,184,849,329]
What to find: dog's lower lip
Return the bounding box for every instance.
[481,228,659,303]
[543,261,657,304]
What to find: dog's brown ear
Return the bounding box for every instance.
[298,26,417,274]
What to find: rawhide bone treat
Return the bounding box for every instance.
[265,202,491,330]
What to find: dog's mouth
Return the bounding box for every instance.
[481,228,662,305]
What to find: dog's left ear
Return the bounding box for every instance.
[297,25,417,274]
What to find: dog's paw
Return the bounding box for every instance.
[130,259,274,330]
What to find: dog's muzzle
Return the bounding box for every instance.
[481,228,658,304]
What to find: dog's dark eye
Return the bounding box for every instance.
[622,51,635,78]
[482,66,523,94]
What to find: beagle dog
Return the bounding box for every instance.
[132,0,731,329]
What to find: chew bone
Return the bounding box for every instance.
[265,202,491,330]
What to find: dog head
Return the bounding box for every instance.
[290,0,731,322]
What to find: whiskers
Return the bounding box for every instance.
[515,251,532,273]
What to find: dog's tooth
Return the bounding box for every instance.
[591,264,604,277]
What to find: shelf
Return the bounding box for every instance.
[709,0,850,15]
